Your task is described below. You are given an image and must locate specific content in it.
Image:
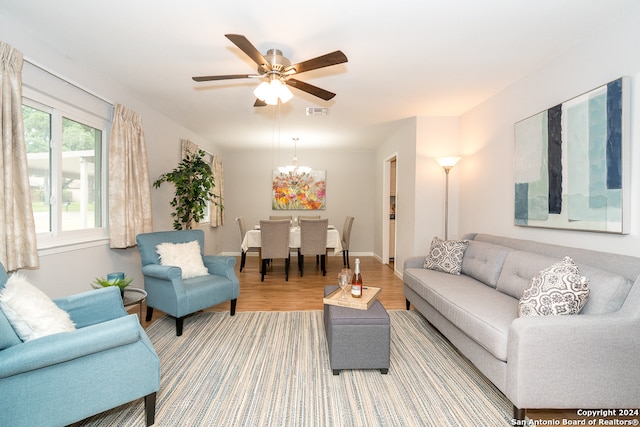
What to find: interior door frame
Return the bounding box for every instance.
[382,153,397,265]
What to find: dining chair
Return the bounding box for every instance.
[236,217,258,272]
[260,220,291,281]
[342,216,355,268]
[298,218,329,276]
[269,215,292,220]
[298,215,320,221]
[298,215,322,262]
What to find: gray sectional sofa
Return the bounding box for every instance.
[403,233,640,418]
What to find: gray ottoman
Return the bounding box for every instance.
[323,285,390,375]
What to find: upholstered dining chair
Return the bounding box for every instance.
[298,218,329,276]
[236,216,258,272]
[136,229,239,336]
[260,220,291,281]
[341,216,354,268]
[298,215,320,221]
[269,215,292,220]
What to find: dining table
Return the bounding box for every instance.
[241,225,343,254]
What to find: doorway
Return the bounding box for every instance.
[389,157,396,263]
[382,154,397,266]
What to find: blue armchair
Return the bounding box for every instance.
[136,229,239,336]
[0,263,160,427]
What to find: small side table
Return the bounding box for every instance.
[122,287,147,320]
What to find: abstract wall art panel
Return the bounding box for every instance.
[514,77,630,233]
[272,169,326,210]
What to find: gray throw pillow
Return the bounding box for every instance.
[518,256,590,317]
[423,236,469,275]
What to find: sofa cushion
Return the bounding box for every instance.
[518,257,590,317]
[496,251,560,299]
[497,251,632,315]
[0,274,76,342]
[423,237,469,275]
[461,241,511,288]
[574,265,632,315]
[404,267,517,361]
[156,240,210,279]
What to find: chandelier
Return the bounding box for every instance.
[278,138,311,174]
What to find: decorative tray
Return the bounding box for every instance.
[323,286,381,310]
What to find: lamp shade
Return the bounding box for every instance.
[436,156,462,170]
[253,81,271,101]
[278,83,294,103]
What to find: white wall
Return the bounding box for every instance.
[373,116,461,275]
[1,17,223,297]
[219,146,376,259]
[374,118,416,275]
[457,7,640,256]
[415,117,461,246]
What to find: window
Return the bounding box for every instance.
[21,62,111,250]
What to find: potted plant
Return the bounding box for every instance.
[153,149,222,230]
[93,275,133,298]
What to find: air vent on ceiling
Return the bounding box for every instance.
[306,107,329,116]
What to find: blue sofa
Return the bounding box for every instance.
[0,263,161,426]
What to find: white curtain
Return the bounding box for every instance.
[182,139,224,227]
[108,104,152,248]
[210,154,224,227]
[0,42,39,271]
[181,138,199,158]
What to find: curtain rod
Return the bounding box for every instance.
[24,57,114,106]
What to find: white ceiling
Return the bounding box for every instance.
[1,0,637,149]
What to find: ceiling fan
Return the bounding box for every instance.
[192,34,348,107]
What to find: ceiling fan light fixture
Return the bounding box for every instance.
[264,93,280,105]
[192,34,348,107]
[253,81,271,101]
[278,82,294,103]
[254,78,293,105]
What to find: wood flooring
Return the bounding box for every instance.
[137,255,405,328]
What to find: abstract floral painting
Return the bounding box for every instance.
[514,77,629,233]
[272,169,326,210]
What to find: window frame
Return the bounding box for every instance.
[22,88,110,252]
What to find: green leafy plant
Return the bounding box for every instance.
[153,149,222,230]
[93,276,133,291]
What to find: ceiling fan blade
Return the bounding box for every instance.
[284,50,348,75]
[254,98,267,107]
[286,78,336,101]
[192,74,256,82]
[225,34,272,73]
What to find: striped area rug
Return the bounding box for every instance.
[80,310,512,426]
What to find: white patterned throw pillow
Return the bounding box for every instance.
[424,236,469,275]
[0,274,76,341]
[518,256,590,317]
[156,240,210,279]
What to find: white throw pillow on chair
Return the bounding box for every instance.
[156,240,210,279]
[0,274,76,341]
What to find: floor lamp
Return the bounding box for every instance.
[436,157,461,240]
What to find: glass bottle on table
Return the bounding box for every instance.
[351,258,363,298]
